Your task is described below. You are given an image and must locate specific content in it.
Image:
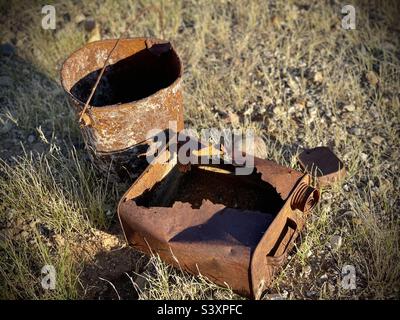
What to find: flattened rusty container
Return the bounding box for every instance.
[118,141,319,298]
[61,38,183,178]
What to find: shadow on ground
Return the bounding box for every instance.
[0,51,150,300]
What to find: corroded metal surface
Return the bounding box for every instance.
[61,38,184,177]
[118,142,319,298]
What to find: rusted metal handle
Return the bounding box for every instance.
[78,4,166,126]
[266,218,298,267]
[78,38,122,125]
[265,251,289,267]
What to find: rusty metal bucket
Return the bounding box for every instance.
[61,38,184,178]
[117,139,320,298]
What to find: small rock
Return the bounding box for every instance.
[340,210,354,219]
[294,98,307,109]
[28,219,37,229]
[366,71,379,86]
[37,223,51,238]
[243,105,254,116]
[320,273,328,281]
[323,192,333,200]
[330,235,342,250]
[287,6,299,21]
[54,234,65,247]
[306,290,316,297]
[27,134,35,143]
[273,106,285,116]
[313,71,323,83]
[217,110,228,119]
[0,43,15,56]
[63,13,71,22]
[264,96,273,106]
[271,16,283,28]
[16,217,24,227]
[371,135,384,145]
[106,210,113,218]
[258,105,267,114]
[75,13,86,24]
[7,209,16,220]
[360,152,368,161]
[228,111,240,126]
[20,230,29,239]
[302,265,312,277]
[281,290,289,298]
[88,24,101,42]
[308,107,318,118]
[352,217,362,226]
[84,17,96,32]
[0,76,13,87]
[351,127,362,136]
[344,104,356,112]
[267,121,276,132]
[368,180,375,188]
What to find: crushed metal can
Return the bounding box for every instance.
[118,138,320,299]
[60,38,184,179]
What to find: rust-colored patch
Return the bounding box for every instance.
[60,38,184,178]
[117,140,319,299]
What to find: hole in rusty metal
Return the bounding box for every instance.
[70,43,181,106]
[135,164,284,214]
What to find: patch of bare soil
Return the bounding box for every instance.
[75,225,146,300]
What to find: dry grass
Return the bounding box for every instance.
[133,254,240,300]
[0,0,399,299]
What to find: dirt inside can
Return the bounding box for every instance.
[135,164,284,215]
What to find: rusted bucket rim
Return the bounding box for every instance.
[60,37,183,113]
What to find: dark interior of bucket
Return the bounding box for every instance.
[135,164,284,215]
[70,43,181,106]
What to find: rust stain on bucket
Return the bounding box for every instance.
[61,38,184,177]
